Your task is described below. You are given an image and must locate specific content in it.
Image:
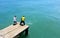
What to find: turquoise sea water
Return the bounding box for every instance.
[0,0,60,38]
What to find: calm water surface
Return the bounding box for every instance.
[0,0,60,38]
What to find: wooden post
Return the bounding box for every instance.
[25,28,29,35]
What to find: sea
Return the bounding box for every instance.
[0,0,60,38]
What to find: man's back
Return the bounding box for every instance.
[21,16,25,21]
[13,16,16,21]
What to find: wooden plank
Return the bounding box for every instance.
[1,22,20,35]
[4,25,29,38]
[0,22,29,38]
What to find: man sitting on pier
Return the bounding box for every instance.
[20,16,25,26]
[13,16,17,25]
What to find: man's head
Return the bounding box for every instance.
[14,16,16,17]
[22,16,24,17]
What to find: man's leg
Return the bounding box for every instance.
[24,21,25,25]
[13,21,16,25]
[23,21,25,25]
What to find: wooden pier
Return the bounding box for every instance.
[0,22,29,38]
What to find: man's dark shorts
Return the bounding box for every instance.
[20,21,25,25]
[13,21,17,25]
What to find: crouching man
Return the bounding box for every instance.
[20,16,25,26]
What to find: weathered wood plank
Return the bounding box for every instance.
[5,25,29,38]
[1,23,20,35]
[0,22,29,38]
